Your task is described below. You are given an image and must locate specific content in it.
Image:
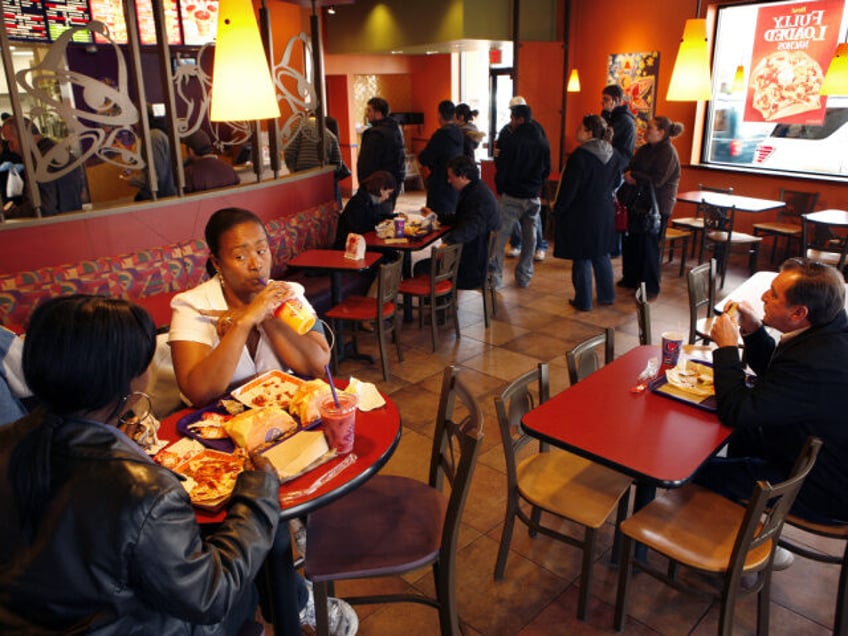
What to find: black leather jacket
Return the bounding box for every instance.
[0,411,280,634]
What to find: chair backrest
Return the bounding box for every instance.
[727,437,823,586]
[803,218,848,270]
[429,242,463,290]
[779,189,819,223]
[635,282,652,346]
[698,183,734,194]
[377,255,403,313]
[494,363,550,486]
[430,366,484,561]
[702,202,737,238]
[566,327,615,385]
[687,259,717,344]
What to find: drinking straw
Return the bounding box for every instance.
[324,364,341,408]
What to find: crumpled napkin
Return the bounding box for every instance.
[344,377,386,411]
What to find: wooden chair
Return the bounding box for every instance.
[398,242,463,351]
[614,437,823,635]
[325,255,403,381]
[480,230,499,328]
[687,259,717,345]
[661,226,691,277]
[671,184,734,258]
[699,202,761,289]
[802,217,848,272]
[753,189,820,263]
[778,515,848,636]
[494,362,632,620]
[635,282,652,345]
[566,326,615,384]
[304,365,483,636]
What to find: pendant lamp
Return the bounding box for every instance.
[667,13,712,101]
[821,43,848,96]
[566,69,581,93]
[731,64,746,94]
[210,0,280,122]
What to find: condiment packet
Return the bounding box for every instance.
[638,357,660,383]
[344,377,386,411]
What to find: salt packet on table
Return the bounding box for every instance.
[344,377,386,411]
[344,233,366,260]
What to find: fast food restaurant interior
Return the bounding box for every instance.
[1,0,847,633]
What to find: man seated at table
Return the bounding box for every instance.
[422,155,500,290]
[696,258,848,539]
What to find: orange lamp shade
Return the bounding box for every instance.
[667,18,712,101]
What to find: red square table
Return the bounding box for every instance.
[522,346,734,514]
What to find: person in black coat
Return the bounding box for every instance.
[333,170,397,249]
[358,97,406,212]
[694,258,848,524]
[619,116,684,298]
[553,115,627,311]
[441,155,501,289]
[601,84,636,161]
[418,100,464,220]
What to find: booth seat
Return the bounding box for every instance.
[0,200,370,333]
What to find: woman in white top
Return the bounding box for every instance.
[169,207,331,406]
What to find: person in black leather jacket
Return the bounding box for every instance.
[357,97,406,212]
[0,295,281,634]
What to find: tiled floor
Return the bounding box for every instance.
[316,191,844,635]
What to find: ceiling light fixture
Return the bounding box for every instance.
[666,0,712,101]
[730,64,746,94]
[566,69,581,93]
[210,0,280,122]
[327,5,335,14]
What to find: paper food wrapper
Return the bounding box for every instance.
[344,233,366,260]
[344,377,386,411]
[223,406,297,451]
[261,430,335,482]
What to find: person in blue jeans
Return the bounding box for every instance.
[493,103,550,288]
[505,214,548,262]
[553,115,627,310]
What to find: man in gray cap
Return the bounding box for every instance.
[183,129,240,193]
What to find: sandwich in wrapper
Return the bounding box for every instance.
[223,406,297,451]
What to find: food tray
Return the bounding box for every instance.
[648,361,717,412]
[231,369,304,410]
[176,404,236,452]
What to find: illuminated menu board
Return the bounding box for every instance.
[45,0,93,43]
[180,0,218,46]
[4,0,183,45]
[3,0,50,42]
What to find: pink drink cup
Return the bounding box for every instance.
[320,393,357,454]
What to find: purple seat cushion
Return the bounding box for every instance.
[305,475,447,581]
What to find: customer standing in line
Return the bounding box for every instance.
[601,84,636,258]
[553,115,627,311]
[455,103,485,160]
[357,97,406,212]
[492,102,551,288]
[618,116,683,299]
[418,100,464,220]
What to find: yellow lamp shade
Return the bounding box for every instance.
[731,64,746,94]
[821,43,848,96]
[210,0,280,122]
[667,18,712,101]
[567,68,581,93]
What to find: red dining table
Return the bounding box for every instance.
[287,249,382,307]
[522,346,734,519]
[159,394,401,635]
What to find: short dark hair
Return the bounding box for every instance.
[781,258,846,326]
[438,100,456,120]
[23,295,156,415]
[360,170,397,196]
[2,116,40,136]
[367,97,390,117]
[455,103,478,123]
[204,207,268,276]
[510,104,532,121]
[602,85,624,101]
[448,155,478,180]
[185,129,213,156]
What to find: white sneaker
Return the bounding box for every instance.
[771,546,795,571]
[505,246,520,258]
[534,249,546,262]
[300,581,359,635]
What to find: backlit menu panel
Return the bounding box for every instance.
[45,0,93,42]
[180,0,218,46]
[3,0,50,42]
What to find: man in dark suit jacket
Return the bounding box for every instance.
[418,100,464,219]
[695,258,848,527]
[440,155,500,290]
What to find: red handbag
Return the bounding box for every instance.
[613,196,628,232]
